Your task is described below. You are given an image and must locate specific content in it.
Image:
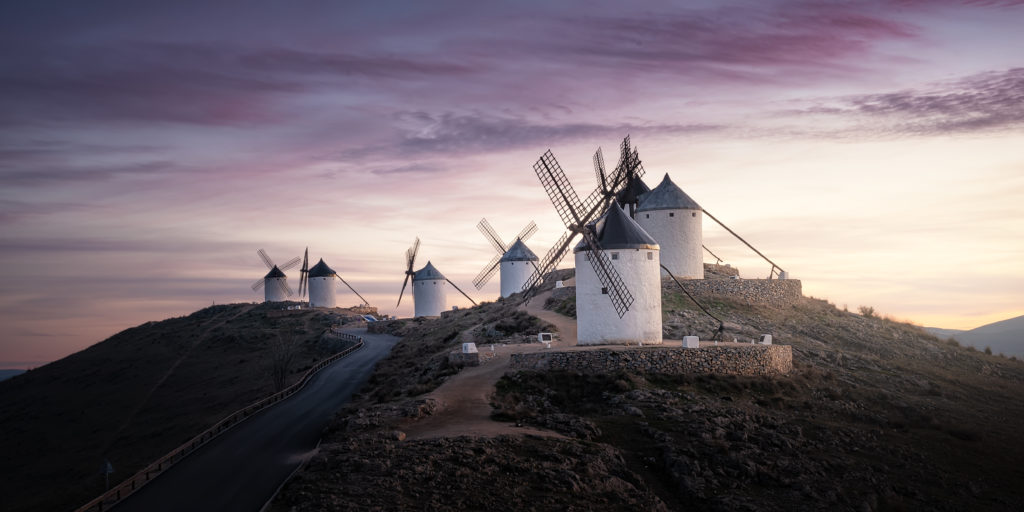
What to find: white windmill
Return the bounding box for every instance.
[251,249,300,303]
[574,205,662,345]
[522,136,662,346]
[636,173,704,279]
[296,247,371,309]
[397,237,477,317]
[472,218,540,299]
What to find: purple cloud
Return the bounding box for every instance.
[342,113,724,159]
[799,67,1024,135]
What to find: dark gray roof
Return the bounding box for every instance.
[413,260,446,281]
[264,266,286,279]
[500,239,539,262]
[636,173,701,212]
[307,258,337,278]
[574,203,659,252]
[615,175,651,206]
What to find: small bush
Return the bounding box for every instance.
[984,346,992,355]
[858,306,875,318]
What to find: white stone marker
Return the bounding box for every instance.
[760,334,773,345]
[683,336,699,349]
[462,342,478,354]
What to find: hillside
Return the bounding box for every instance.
[272,286,1024,511]
[927,315,1024,358]
[0,302,364,512]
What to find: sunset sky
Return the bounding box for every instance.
[2,1,1022,367]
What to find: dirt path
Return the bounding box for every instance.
[401,288,578,440]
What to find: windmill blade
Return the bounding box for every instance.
[446,278,477,306]
[477,218,507,254]
[579,226,634,318]
[396,274,411,307]
[298,248,309,297]
[337,275,371,306]
[257,248,274,270]
[279,256,301,272]
[520,229,575,295]
[514,221,538,244]
[252,278,266,291]
[593,147,608,192]
[533,151,586,230]
[472,254,502,290]
[406,237,421,271]
[282,280,294,297]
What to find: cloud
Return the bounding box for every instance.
[343,113,724,159]
[0,41,479,127]
[0,160,178,187]
[795,67,1024,136]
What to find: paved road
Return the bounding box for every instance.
[114,329,398,512]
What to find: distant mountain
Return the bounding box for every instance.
[0,369,25,382]
[927,315,1024,357]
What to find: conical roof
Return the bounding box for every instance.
[307,258,337,278]
[574,203,659,252]
[500,239,539,262]
[264,266,286,279]
[413,260,446,281]
[615,174,651,206]
[637,173,701,212]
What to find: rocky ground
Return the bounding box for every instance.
[272,282,1024,511]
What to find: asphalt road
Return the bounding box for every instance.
[113,328,398,512]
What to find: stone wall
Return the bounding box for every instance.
[665,278,802,306]
[510,345,792,376]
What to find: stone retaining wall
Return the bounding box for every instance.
[666,278,802,306]
[510,345,792,376]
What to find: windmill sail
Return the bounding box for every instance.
[520,137,643,317]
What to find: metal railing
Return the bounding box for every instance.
[75,330,365,512]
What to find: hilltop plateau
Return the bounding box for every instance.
[0,302,365,512]
[272,280,1024,511]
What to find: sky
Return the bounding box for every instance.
[1,0,1022,368]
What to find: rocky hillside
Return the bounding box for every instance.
[0,302,363,512]
[273,288,1024,511]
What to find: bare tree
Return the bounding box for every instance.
[268,332,298,392]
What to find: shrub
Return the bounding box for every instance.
[858,306,876,318]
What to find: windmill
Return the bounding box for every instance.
[397,237,477,317]
[298,248,371,308]
[251,249,301,303]
[519,136,645,316]
[472,218,540,298]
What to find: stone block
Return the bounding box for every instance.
[683,336,700,349]
[760,334,772,345]
[462,342,478,354]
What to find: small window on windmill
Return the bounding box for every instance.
[692,212,696,217]
[669,212,675,217]
[611,252,619,260]
[647,252,653,260]
[645,213,649,218]
[601,287,608,294]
